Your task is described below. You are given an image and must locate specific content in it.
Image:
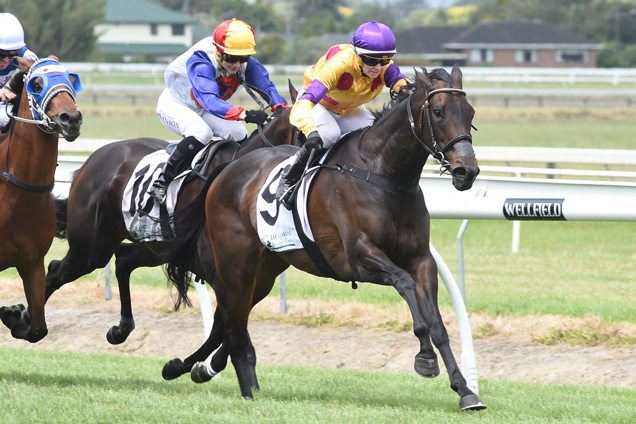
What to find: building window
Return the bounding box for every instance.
[557,49,587,64]
[150,23,158,36]
[515,49,537,64]
[470,48,493,64]
[172,24,185,36]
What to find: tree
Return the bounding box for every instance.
[256,33,287,64]
[0,0,105,61]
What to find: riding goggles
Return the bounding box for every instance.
[0,49,20,59]
[222,53,250,64]
[360,54,393,67]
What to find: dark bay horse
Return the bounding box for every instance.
[166,65,485,410]
[42,83,299,347]
[0,57,83,342]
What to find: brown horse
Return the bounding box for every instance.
[0,57,83,342]
[41,83,299,354]
[166,65,486,410]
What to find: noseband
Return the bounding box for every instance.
[406,88,473,174]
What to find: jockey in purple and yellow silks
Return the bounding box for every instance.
[150,18,289,204]
[276,21,409,209]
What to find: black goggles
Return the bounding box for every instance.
[0,49,20,59]
[222,53,249,64]
[360,55,393,67]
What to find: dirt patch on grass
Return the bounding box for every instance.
[1,278,636,390]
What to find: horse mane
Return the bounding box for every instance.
[5,70,25,118]
[371,67,455,123]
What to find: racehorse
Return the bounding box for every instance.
[165,65,486,410]
[0,57,83,342]
[42,82,299,348]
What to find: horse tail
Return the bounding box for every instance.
[165,162,230,310]
[52,195,68,239]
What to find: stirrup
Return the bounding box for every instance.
[148,181,167,204]
[277,184,296,210]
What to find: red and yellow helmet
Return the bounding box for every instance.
[213,19,256,56]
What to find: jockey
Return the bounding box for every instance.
[150,18,289,203]
[0,13,38,133]
[275,21,409,209]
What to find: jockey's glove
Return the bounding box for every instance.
[245,109,268,126]
[306,131,323,150]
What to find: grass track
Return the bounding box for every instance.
[1,348,634,424]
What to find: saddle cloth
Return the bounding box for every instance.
[256,156,319,252]
[121,148,205,242]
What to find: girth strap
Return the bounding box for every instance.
[291,201,345,282]
[326,163,419,195]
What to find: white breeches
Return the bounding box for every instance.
[311,101,375,148]
[156,88,247,144]
[0,103,10,131]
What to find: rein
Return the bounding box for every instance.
[407,88,473,174]
[238,77,275,148]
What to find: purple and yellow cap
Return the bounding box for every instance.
[350,21,397,58]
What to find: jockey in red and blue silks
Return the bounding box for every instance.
[150,18,289,204]
[276,21,409,209]
[0,13,38,133]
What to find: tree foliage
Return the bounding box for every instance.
[0,0,105,61]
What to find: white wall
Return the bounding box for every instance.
[95,23,193,46]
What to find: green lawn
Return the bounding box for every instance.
[1,348,634,424]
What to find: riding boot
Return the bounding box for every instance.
[149,136,204,204]
[275,143,316,209]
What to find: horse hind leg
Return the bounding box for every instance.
[106,243,164,345]
[163,307,227,381]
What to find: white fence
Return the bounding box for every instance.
[65,63,636,85]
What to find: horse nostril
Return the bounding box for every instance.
[76,111,83,125]
[59,112,70,124]
[452,167,467,178]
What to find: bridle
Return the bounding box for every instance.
[406,87,473,174]
[1,59,82,192]
[7,58,81,134]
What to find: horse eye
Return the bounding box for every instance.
[433,108,442,117]
[31,78,43,94]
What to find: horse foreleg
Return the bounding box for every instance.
[354,240,438,377]
[14,261,48,342]
[412,256,487,411]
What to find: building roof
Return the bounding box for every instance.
[105,0,194,24]
[396,25,470,54]
[444,21,603,49]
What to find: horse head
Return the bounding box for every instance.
[16,56,83,141]
[412,65,480,191]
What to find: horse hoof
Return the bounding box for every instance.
[106,326,128,345]
[414,356,440,378]
[1,304,25,327]
[460,394,487,411]
[191,362,217,384]
[162,358,186,380]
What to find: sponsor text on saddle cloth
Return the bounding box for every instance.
[122,148,205,242]
[256,155,318,252]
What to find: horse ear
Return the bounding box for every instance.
[288,79,298,104]
[450,64,463,89]
[414,67,433,90]
[17,56,34,73]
